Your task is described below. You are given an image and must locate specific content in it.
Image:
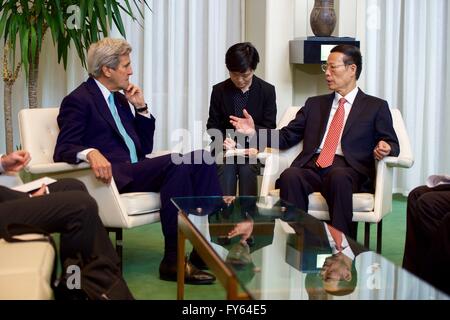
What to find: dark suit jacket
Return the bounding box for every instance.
[264,89,400,185]
[206,75,277,146]
[53,77,156,190]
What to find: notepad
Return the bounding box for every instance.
[224,148,258,158]
[12,177,57,193]
[224,149,247,157]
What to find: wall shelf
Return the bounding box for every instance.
[289,37,360,64]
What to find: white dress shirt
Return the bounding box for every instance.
[317,86,359,156]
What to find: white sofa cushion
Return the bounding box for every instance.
[268,189,374,212]
[0,239,55,300]
[120,192,161,216]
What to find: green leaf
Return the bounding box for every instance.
[0,11,10,38]
[89,14,99,41]
[79,0,87,32]
[124,0,134,18]
[94,0,108,34]
[132,0,146,20]
[112,2,125,36]
[105,0,113,27]
[87,0,94,20]
[19,26,29,78]
[54,0,65,33]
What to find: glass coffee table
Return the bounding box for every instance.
[172,196,449,300]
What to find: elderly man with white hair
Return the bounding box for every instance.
[54,38,221,285]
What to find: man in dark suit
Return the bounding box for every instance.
[230,45,399,237]
[207,42,277,196]
[0,150,132,299]
[54,38,221,284]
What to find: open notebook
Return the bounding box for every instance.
[12,177,57,193]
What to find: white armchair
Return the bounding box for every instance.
[259,107,414,252]
[18,108,163,269]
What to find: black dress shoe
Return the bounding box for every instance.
[159,258,216,285]
[189,250,208,270]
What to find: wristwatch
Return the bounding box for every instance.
[135,103,148,113]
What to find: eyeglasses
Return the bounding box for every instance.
[321,63,348,73]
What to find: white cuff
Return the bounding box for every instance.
[77,149,96,162]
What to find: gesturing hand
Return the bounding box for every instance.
[1,150,31,172]
[229,109,256,136]
[87,149,112,184]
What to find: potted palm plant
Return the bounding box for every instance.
[0,0,149,109]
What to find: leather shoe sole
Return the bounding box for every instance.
[159,259,216,285]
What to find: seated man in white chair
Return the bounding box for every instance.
[230,45,399,238]
[54,38,221,284]
[0,150,132,299]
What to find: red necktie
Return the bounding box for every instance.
[316,98,347,168]
[328,225,343,252]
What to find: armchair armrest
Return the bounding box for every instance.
[257,151,273,165]
[259,152,292,197]
[383,156,414,169]
[26,162,91,175]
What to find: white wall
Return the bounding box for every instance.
[245,0,267,78]
[245,0,294,122]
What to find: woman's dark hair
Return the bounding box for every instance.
[330,45,363,80]
[225,42,260,73]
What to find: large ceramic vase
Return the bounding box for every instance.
[310,0,336,37]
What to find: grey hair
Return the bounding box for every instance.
[87,38,132,78]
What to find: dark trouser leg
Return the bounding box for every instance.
[403,185,450,278]
[237,163,259,196]
[189,151,222,198]
[123,154,186,262]
[124,151,221,262]
[403,185,430,273]
[426,212,450,295]
[217,163,238,196]
[321,163,363,237]
[278,166,322,212]
[0,178,118,267]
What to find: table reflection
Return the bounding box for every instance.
[172,196,449,300]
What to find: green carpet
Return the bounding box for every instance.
[120,194,408,300]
